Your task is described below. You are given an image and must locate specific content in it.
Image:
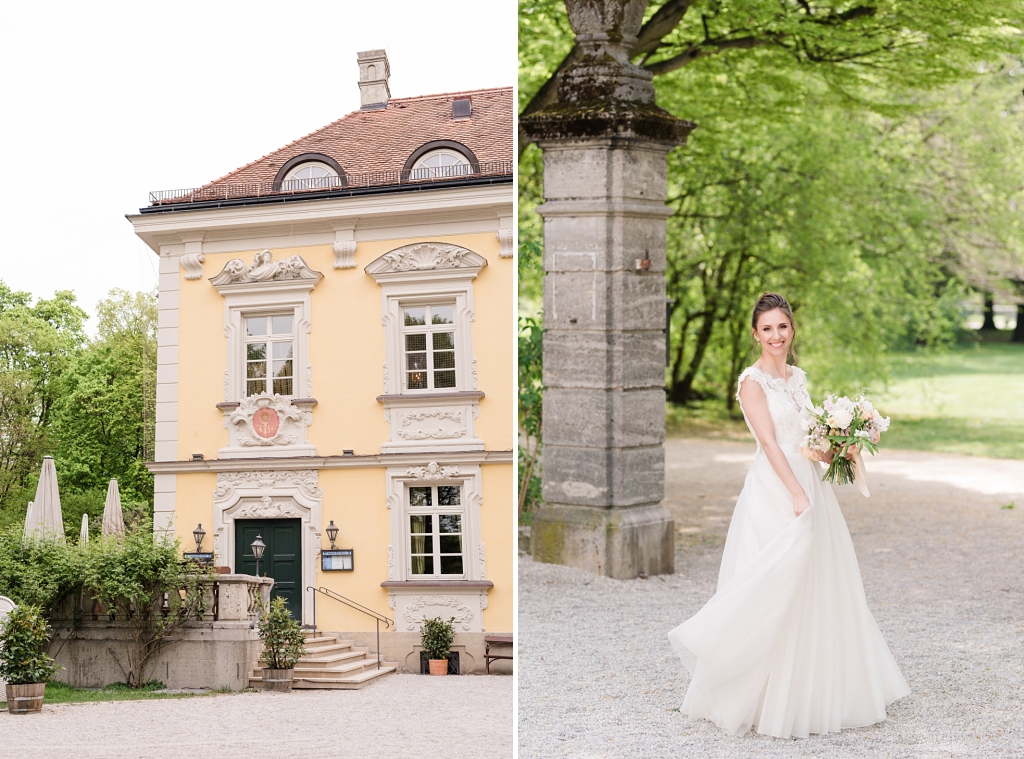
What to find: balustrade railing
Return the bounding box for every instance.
[149,159,513,205]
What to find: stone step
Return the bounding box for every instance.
[249,665,396,690]
[293,658,380,678]
[296,642,356,658]
[298,648,368,665]
[303,635,340,647]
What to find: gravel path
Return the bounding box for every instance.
[0,674,512,759]
[519,439,1024,758]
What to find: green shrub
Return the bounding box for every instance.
[257,596,306,670]
[0,603,60,685]
[420,616,455,661]
[0,526,81,616]
[79,525,215,688]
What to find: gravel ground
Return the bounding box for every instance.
[519,439,1024,758]
[0,674,512,759]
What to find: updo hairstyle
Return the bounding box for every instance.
[751,292,796,334]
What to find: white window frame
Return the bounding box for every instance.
[225,296,310,402]
[406,482,467,579]
[281,161,340,191]
[409,149,472,180]
[386,464,484,583]
[243,312,297,398]
[399,300,459,393]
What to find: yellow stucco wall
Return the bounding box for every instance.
[170,230,513,634]
[171,463,512,632]
[175,232,513,460]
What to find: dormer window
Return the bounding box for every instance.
[410,150,471,180]
[281,162,340,191]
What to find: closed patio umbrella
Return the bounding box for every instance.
[22,501,36,538]
[80,514,89,544]
[27,456,63,540]
[102,479,125,536]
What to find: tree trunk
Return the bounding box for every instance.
[1013,304,1024,343]
[981,294,997,330]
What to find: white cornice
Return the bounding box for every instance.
[128,185,514,254]
[144,449,513,474]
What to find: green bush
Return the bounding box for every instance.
[0,526,81,616]
[257,596,306,670]
[79,525,215,688]
[420,616,455,661]
[0,603,60,685]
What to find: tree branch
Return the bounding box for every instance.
[644,36,777,76]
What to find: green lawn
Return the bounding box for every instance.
[662,338,1024,460]
[0,680,239,709]
[875,340,1024,459]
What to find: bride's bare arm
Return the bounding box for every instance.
[739,378,811,516]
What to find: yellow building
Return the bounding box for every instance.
[128,50,513,675]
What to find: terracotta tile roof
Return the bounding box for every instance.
[203,86,512,190]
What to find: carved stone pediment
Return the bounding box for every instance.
[364,242,487,280]
[210,249,323,289]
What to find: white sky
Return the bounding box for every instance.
[0,1,515,331]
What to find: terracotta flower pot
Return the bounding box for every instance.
[261,668,295,692]
[6,683,45,714]
[428,658,449,676]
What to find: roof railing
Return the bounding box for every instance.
[148,159,513,205]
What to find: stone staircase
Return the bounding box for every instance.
[249,631,397,690]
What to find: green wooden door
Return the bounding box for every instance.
[235,519,302,622]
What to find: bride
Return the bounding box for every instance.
[667,293,909,739]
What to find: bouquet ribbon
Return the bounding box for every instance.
[853,450,870,498]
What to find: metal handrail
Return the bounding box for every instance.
[306,585,393,670]
[149,159,513,205]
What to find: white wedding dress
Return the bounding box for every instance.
[667,365,909,739]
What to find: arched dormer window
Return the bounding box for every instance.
[403,140,480,182]
[410,149,470,180]
[272,153,346,192]
[282,162,340,191]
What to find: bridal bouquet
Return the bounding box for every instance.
[801,395,890,486]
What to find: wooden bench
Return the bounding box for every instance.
[484,635,513,674]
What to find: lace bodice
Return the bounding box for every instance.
[736,365,811,447]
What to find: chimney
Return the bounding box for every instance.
[357,50,391,110]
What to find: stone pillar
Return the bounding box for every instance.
[521,0,694,579]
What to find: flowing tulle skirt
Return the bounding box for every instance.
[667,445,909,738]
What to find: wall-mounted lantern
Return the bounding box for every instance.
[184,523,214,563]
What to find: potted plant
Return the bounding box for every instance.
[256,596,306,692]
[0,604,60,714]
[421,615,456,676]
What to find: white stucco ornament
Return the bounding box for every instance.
[210,249,323,287]
[226,393,309,447]
[406,462,461,480]
[365,242,488,279]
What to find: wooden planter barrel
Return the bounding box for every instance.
[428,659,448,676]
[6,683,45,714]
[261,668,295,692]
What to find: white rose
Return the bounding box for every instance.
[831,408,854,429]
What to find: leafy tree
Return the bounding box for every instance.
[79,525,214,688]
[519,2,1024,413]
[50,289,157,532]
[0,283,86,516]
[518,316,544,520]
[520,0,1024,147]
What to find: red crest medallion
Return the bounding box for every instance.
[252,407,280,439]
